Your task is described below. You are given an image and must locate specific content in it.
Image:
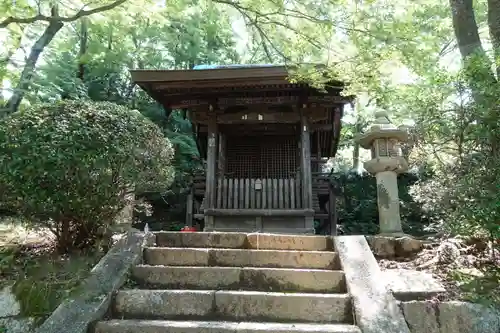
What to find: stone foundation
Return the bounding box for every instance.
[205,216,314,234]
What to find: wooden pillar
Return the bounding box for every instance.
[300,110,314,233]
[204,113,218,230]
[186,186,194,227]
[217,133,226,176]
[216,133,226,209]
[328,184,337,236]
[300,110,313,210]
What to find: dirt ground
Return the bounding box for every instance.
[377,236,500,304]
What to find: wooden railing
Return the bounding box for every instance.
[215,178,303,209]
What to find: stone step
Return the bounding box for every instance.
[131,265,346,293]
[144,247,339,270]
[94,320,362,333]
[155,231,333,251]
[113,289,352,323]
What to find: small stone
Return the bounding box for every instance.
[366,235,424,259]
[395,236,424,256]
[437,241,460,264]
[456,267,483,277]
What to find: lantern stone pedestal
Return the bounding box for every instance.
[356,111,409,236]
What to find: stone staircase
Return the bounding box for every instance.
[94,232,361,333]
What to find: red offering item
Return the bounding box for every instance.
[181,226,197,232]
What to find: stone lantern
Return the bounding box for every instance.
[356,110,409,236]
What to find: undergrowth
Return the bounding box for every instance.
[0,219,103,324]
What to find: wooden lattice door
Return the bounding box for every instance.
[217,135,303,209]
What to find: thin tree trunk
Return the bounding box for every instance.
[3,20,63,114]
[78,18,89,81]
[1,0,129,115]
[352,121,362,171]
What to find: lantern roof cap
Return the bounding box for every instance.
[355,110,409,149]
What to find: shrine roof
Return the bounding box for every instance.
[130,64,346,88]
[130,64,351,109]
[132,65,295,85]
[192,64,275,70]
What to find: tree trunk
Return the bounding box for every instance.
[352,142,360,170]
[449,0,487,60]
[77,18,89,81]
[352,119,362,172]
[488,0,500,78]
[3,20,64,115]
[449,0,497,99]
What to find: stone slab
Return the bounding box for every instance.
[383,269,446,301]
[236,322,361,333]
[35,230,155,333]
[210,248,339,269]
[155,232,247,248]
[113,289,352,323]
[131,266,241,290]
[154,232,334,251]
[94,320,362,333]
[246,233,333,251]
[144,247,210,266]
[113,290,215,318]
[438,301,500,333]
[145,247,339,269]
[240,267,345,293]
[131,265,345,292]
[401,301,500,333]
[214,290,352,323]
[399,301,439,333]
[334,235,411,333]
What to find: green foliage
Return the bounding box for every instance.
[0,100,174,252]
[0,241,102,321]
[164,111,203,190]
[449,266,500,306]
[334,170,429,235]
[408,58,500,243]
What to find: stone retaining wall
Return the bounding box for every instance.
[34,230,154,333]
[401,300,500,333]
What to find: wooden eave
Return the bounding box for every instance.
[131,66,343,86]
[130,66,351,109]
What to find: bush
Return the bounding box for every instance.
[333,170,430,235]
[410,153,500,242]
[0,100,174,253]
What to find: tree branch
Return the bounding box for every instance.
[0,0,129,28]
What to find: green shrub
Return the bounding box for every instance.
[333,170,430,235]
[0,100,174,252]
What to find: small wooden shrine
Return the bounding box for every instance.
[131,65,352,234]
